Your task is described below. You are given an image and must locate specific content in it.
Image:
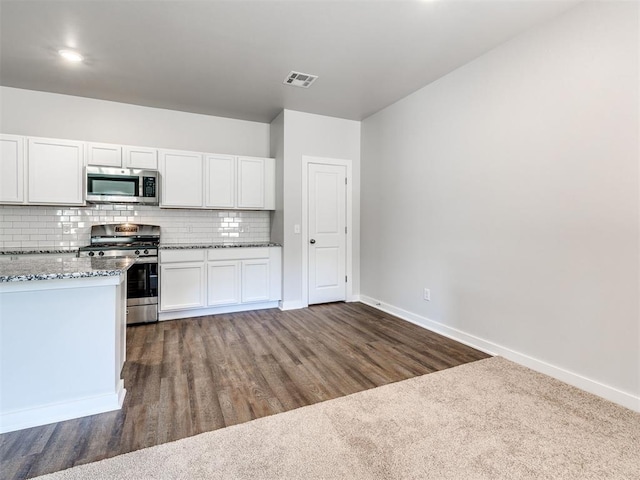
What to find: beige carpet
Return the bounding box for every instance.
[37,357,640,479]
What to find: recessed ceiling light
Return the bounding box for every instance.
[58,49,84,62]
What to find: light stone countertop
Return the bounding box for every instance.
[159,243,281,249]
[0,248,80,255]
[0,256,134,282]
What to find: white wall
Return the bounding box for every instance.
[270,111,285,246]
[0,87,273,250]
[0,87,270,157]
[361,1,639,409]
[281,110,361,308]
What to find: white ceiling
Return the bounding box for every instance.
[0,0,581,124]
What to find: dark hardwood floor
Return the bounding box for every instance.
[0,302,489,479]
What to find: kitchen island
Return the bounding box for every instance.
[0,255,133,433]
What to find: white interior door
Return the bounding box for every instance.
[308,163,346,305]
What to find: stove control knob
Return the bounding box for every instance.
[98,251,105,257]
[135,250,140,255]
[143,249,149,255]
[88,251,95,257]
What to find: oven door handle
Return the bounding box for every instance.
[133,257,158,264]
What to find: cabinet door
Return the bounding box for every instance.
[207,260,240,306]
[86,142,122,167]
[27,137,85,205]
[0,134,25,204]
[237,157,265,209]
[159,150,203,208]
[160,263,206,311]
[124,146,158,170]
[204,154,236,208]
[241,259,270,303]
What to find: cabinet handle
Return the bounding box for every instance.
[309,239,316,244]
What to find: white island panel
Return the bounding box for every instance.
[0,274,127,433]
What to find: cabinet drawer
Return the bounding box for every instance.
[207,247,269,261]
[160,249,206,263]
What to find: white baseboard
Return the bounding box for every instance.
[280,296,361,311]
[0,386,126,434]
[359,295,640,412]
[159,301,280,321]
[279,300,307,311]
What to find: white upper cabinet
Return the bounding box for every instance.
[27,137,85,205]
[1,132,274,209]
[165,153,275,211]
[205,154,236,209]
[87,143,158,170]
[86,142,122,167]
[124,146,158,170]
[237,156,265,209]
[159,149,203,208]
[0,134,25,204]
[236,156,275,210]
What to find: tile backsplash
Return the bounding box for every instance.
[0,205,271,250]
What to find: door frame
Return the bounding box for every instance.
[301,156,354,308]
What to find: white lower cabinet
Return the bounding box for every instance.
[241,259,270,303]
[207,261,240,306]
[159,247,281,319]
[160,262,206,311]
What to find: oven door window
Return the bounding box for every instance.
[127,263,158,299]
[88,175,138,196]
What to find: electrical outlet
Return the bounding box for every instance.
[423,288,431,301]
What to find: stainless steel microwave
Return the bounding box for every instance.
[86,166,159,205]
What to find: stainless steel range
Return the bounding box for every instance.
[78,224,160,325]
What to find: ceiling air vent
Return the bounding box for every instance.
[283,71,318,88]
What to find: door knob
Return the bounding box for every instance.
[310,239,316,244]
